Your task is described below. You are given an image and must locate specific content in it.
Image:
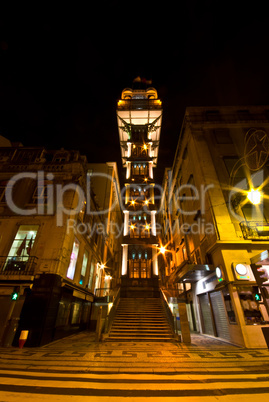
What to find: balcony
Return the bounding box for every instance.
[0,256,38,275]
[122,234,158,245]
[117,99,162,111]
[240,221,269,240]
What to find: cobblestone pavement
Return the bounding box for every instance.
[0,331,269,400]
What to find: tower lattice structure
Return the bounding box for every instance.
[117,85,162,281]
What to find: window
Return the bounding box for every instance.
[53,152,69,163]
[66,238,80,280]
[55,299,72,327]
[4,225,39,272]
[129,257,151,278]
[79,250,89,285]
[14,150,37,163]
[131,144,148,158]
[27,179,54,213]
[30,184,49,204]
[88,260,96,290]
[8,225,39,258]
[237,285,265,325]
[131,163,148,176]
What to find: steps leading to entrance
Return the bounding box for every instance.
[108,297,176,342]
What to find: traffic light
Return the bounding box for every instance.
[251,264,269,287]
[254,293,262,301]
[11,286,20,301]
[253,286,262,301]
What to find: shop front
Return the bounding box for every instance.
[194,256,269,348]
[174,262,246,346]
[194,272,237,344]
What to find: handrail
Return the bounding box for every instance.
[104,287,121,334]
[160,288,176,335]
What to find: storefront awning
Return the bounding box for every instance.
[250,250,269,265]
[174,263,214,283]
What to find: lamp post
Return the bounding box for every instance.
[247,188,262,205]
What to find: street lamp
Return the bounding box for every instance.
[247,188,262,205]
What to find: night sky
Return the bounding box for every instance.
[1,2,269,185]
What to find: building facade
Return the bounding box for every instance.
[87,162,123,294]
[0,143,122,346]
[116,86,162,295]
[159,106,269,348]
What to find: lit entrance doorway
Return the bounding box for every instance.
[128,258,151,278]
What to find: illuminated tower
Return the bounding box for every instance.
[117,85,162,287]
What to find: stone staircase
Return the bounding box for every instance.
[108,297,176,341]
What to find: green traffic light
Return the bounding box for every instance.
[254,293,261,301]
[11,292,19,301]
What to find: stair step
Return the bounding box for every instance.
[113,324,169,326]
[112,322,169,325]
[115,311,165,314]
[109,336,174,340]
[112,324,170,326]
[111,331,171,336]
[108,295,176,342]
[110,330,172,337]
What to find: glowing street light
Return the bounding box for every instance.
[160,246,166,254]
[247,189,262,205]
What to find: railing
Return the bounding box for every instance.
[118,99,162,110]
[240,221,269,240]
[0,256,38,275]
[104,287,121,335]
[160,288,176,336]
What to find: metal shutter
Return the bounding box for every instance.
[199,293,215,336]
[210,291,230,341]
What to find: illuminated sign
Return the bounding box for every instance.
[216,266,223,282]
[234,263,250,280]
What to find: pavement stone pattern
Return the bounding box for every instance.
[0,331,269,400]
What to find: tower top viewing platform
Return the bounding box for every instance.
[116,85,162,166]
[117,87,162,110]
